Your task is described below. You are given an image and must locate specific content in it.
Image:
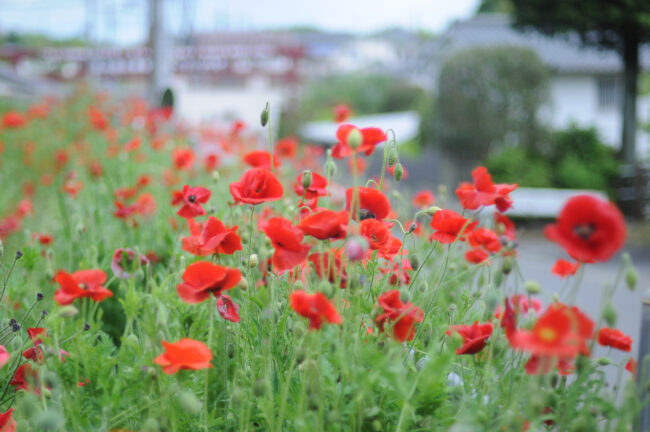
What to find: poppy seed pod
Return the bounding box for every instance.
[260,104,269,127]
[524,280,541,295]
[346,128,363,150]
[248,254,259,268]
[236,277,249,291]
[387,148,398,167]
[393,163,404,181]
[301,170,313,189]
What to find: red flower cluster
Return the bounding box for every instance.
[597,327,632,352]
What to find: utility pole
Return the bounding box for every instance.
[149,0,171,105]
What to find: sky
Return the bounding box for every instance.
[0,0,479,45]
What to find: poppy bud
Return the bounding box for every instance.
[248,254,259,268]
[227,343,234,359]
[409,254,419,271]
[448,303,457,313]
[212,170,220,182]
[597,357,611,366]
[524,280,541,295]
[178,389,202,415]
[260,103,269,127]
[622,252,632,267]
[347,128,363,150]
[15,250,22,260]
[326,160,337,177]
[293,280,303,291]
[126,334,140,351]
[141,417,160,432]
[230,386,244,406]
[426,206,441,216]
[346,237,367,262]
[625,266,637,291]
[19,392,40,417]
[485,291,499,313]
[393,163,404,181]
[58,305,79,318]
[44,371,60,389]
[0,239,3,258]
[318,280,334,298]
[236,277,249,291]
[493,270,503,287]
[387,148,398,167]
[408,223,417,234]
[34,409,63,430]
[372,420,382,431]
[253,379,269,397]
[301,170,313,189]
[601,303,617,327]
[501,257,513,275]
[569,416,592,432]
[295,347,307,364]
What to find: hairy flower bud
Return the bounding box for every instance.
[301,170,313,189]
[178,390,202,415]
[426,206,442,216]
[625,266,637,291]
[393,163,404,181]
[602,303,617,327]
[524,280,541,295]
[409,254,419,271]
[141,418,160,432]
[387,148,398,167]
[58,305,79,318]
[347,128,363,150]
[501,257,513,275]
[248,254,259,268]
[260,103,269,127]
[0,239,3,258]
[326,160,337,177]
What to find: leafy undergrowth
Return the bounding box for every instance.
[0,91,643,431]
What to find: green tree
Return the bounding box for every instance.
[511,0,650,164]
[429,45,549,161]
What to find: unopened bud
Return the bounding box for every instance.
[141,417,160,432]
[347,128,363,150]
[15,250,22,259]
[326,160,337,177]
[126,334,139,351]
[236,277,249,291]
[58,305,79,318]
[212,170,220,182]
[260,103,269,127]
[34,409,63,430]
[0,240,3,258]
[597,357,612,366]
[293,280,303,291]
[319,280,334,298]
[178,390,202,415]
[253,379,269,397]
[409,254,419,270]
[249,254,259,268]
[393,163,404,181]
[346,237,367,262]
[502,257,513,275]
[408,223,417,234]
[387,148,397,167]
[426,206,442,216]
[625,266,637,291]
[524,280,541,295]
[301,170,313,189]
[602,303,617,327]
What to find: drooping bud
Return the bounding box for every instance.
[625,266,637,291]
[387,148,398,167]
[524,280,541,295]
[393,163,404,181]
[249,254,259,268]
[301,170,313,189]
[178,389,202,415]
[409,254,419,271]
[501,257,513,275]
[253,379,269,397]
[597,357,612,366]
[347,128,363,150]
[426,206,442,216]
[260,103,269,127]
[602,303,617,327]
[57,305,79,318]
[408,223,417,234]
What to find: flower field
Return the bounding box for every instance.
[0,92,643,431]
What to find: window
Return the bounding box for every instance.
[598,76,622,109]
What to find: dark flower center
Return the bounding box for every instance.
[358,209,375,220]
[79,283,88,290]
[573,223,596,241]
[188,194,196,203]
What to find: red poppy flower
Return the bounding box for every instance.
[308,251,347,288]
[153,338,213,374]
[509,303,594,358]
[10,363,39,393]
[229,168,284,205]
[597,327,632,352]
[0,346,9,370]
[2,111,25,128]
[172,185,211,219]
[0,408,16,432]
[182,217,242,256]
[333,104,352,123]
[465,248,489,264]
[345,187,391,221]
[551,259,580,278]
[626,357,637,375]
[88,106,108,130]
[243,150,281,170]
[412,190,435,208]
[429,209,478,244]
[376,290,424,342]
[446,321,494,355]
[467,227,501,252]
[298,210,348,240]
[54,269,112,305]
[544,195,626,263]
[176,261,241,304]
[172,147,196,170]
[289,290,342,330]
[331,124,387,158]
[124,137,141,152]
[456,166,518,212]
[495,295,542,321]
[33,233,53,245]
[204,153,220,171]
[262,217,311,272]
[22,328,46,362]
[63,178,84,197]
[524,355,575,376]
[217,294,240,323]
[294,172,328,199]
[276,137,299,158]
[381,259,413,286]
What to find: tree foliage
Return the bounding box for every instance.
[430,45,549,160]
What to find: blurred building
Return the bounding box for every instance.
[426,13,650,156]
